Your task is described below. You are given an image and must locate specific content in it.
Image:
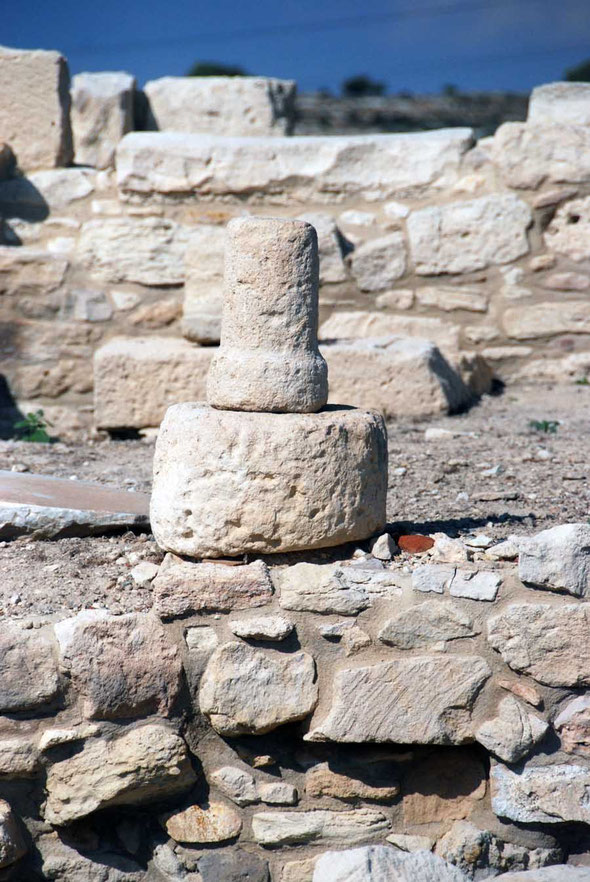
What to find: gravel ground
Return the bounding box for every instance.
[0,382,588,618]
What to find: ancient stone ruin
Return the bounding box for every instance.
[2,41,590,882]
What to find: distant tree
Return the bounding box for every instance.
[442,83,459,97]
[564,59,590,82]
[187,61,248,77]
[341,75,386,97]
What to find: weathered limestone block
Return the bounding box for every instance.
[0,246,68,295]
[415,284,489,312]
[93,338,213,429]
[312,846,467,882]
[319,310,461,353]
[500,869,590,881]
[198,849,270,882]
[306,655,490,743]
[491,761,590,824]
[348,232,407,291]
[378,602,478,649]
[150,404,387,557]
[475,697,548,762]
[162,801,242,843]
[277,562,373,615]
[0,47,73,170]
[77,216,198,285]
[210,766,259,806]
[322,337,471,418]
[544,195,590,261]
[182,223,226,343]
[492,122,590,188]
[153,556,273,617]
[488,603,590,686]
[0,801,26,869]
[528,82,590,126]
[0,622,59,712]
[554,696,590,755]
[252,809,390,847]
[407,194,532,274]
[518,523,590,596]
[199,642,318,735]
[297,212,348,283]
[229,614,293,641]
[305,762,400,802]
[503,301,590,339]
[116,128,473,203]
[0,736,39,777]
[37,834,144,881]
[450,569,501,601]
[0,168,94,217]
[44,723,195,825]
[144,76,296,136]
[71,71,136,168]
[54,610,182,720]
[207,218,328,413]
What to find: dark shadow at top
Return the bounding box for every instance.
[0,375,25,440]
[0,175,50,224]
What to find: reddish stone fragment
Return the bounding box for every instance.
[398,534,434,553]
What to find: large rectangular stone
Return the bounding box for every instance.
[492,122,590,189]
[116,128,473,203]
[528,82,590,127]
[0,47,73,170]
[144,76,296,136]
[93,337,213,429]
[503,301,590,339]
[71,71,136,169]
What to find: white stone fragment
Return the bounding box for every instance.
[71,71,135,168]
[312,846,468,882]
[209,765,259,807]
[450,569,501,601]
[518,523,590,597]
[475,696,548,762]
[258,782,298,805]
[491,761,590,824]
[229,615,294,642]
[348,232,407,291]
[528,82,590,126]
[184,626,218,654]
[298,212,348,283]
[412,564,455,594]
[252,809,390,847]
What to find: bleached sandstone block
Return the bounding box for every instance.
[544,195,590,261]
[297,212,348,283]
[348,232,407,291]
[252,809,390,847]
[116,128,473,203]
[182,223,226,343]
[207,217,328,413]
[319,309,461,352]
[378,602,477,650]
[491,761,590,824]
[492,122,590,188]
[71,71,136,169]
[322,337,471,418]
[503,301,590,339]
[407,194,532,274]
[528,82,590,127]
[150,403,387,557]
[518,523,590,596]
[475,696,548,763]
[0,47,73,170]
[144,76,296,136]
[94,338,213,429]
[312,846,468,882]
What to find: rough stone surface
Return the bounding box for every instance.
[44,723,195,825]
[0,800,26,869]
[500,870,590,881]
[150,404,387,558]
[277,562,375,615]
[407,194,532,274]
[162,801,242,843]
[378,602,478,649]
[207,218,328,413]
[475,696,548,762]
[0,621,59,712]
[503,301,590,339]
[488,603,590,686]
[450,569,502,601]
[298,212,348,283]
[54,610,182,720]
[198,849,270,882]
[412,564,456,594]
[348,232,407,291]
[0,168,95,213]
[305,762,400,802]
[209,766,259,806]
[554,695,590,755]
[71,71,136,168]
[306,655,490,743]
[518,523,590,596]
[319,309,461,354]
[252,809,390,847]
[199,642,318,735]
[492,122,590,189]
[491,761,590,824]
[116,129,473,203]
[37,834,143,882]
[144,76,296,136]
[544,196,590,262]
[0,47,73,170]
[182,223,226,344]
[403,751,486,824]
[322,337,471,418]
[94,337,212,430]
[528,82,590,126]
[228,614,294,641]
[312,846,468,882]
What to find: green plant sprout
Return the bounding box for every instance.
[14,410,52,443]
[528,419,560,434]
[575,377,590,386]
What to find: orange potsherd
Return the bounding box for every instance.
[397,534,435,553]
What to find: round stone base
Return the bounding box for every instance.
[150,404,387,558]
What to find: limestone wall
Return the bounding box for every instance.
[0,525,589,879]
[1,53,590,435]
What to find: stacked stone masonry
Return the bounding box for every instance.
[0,51,589,433]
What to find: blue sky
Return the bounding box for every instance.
[4,0,590,93]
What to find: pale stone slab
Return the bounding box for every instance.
[491,761,590,824]
[93,337,213,429]
[150,404,387,557]
[378,602,477,649]
[518,523,590,596]
[488,603,590,686]
[312,846,468,882]
[228,614,293,641]
[297,212,348,283]
[72,71,136,169]
[412,564,455,594]
[319,310,461,353]
[0,622,59,712]
[116,128,473,203]
[450,569,501,601]
[492,122,590,189]
[503,301,590,339]
[305,762,399,802]
[0,47,73,170]
[199,642,318,735]
[0,469,149,538]
[44,723,195,825]
[500,869,590,881]
[544,195,590,261]
[277,562,372,615]
[323,337,471,418]
[38,834,143,882]
[306,655,490,743]
[407,194,531,274]
[0,800,27,869]
[144,76,296,136]
[475,696,548,762]
[252,809,390,847]
[207,218,328,413]
[348,232,407,291]
[528,82,590,126]
[415,285,489,312]
[209,766,258,806]
[181,223,226,344]
[54,610,182,720]
[162,801,242,843]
